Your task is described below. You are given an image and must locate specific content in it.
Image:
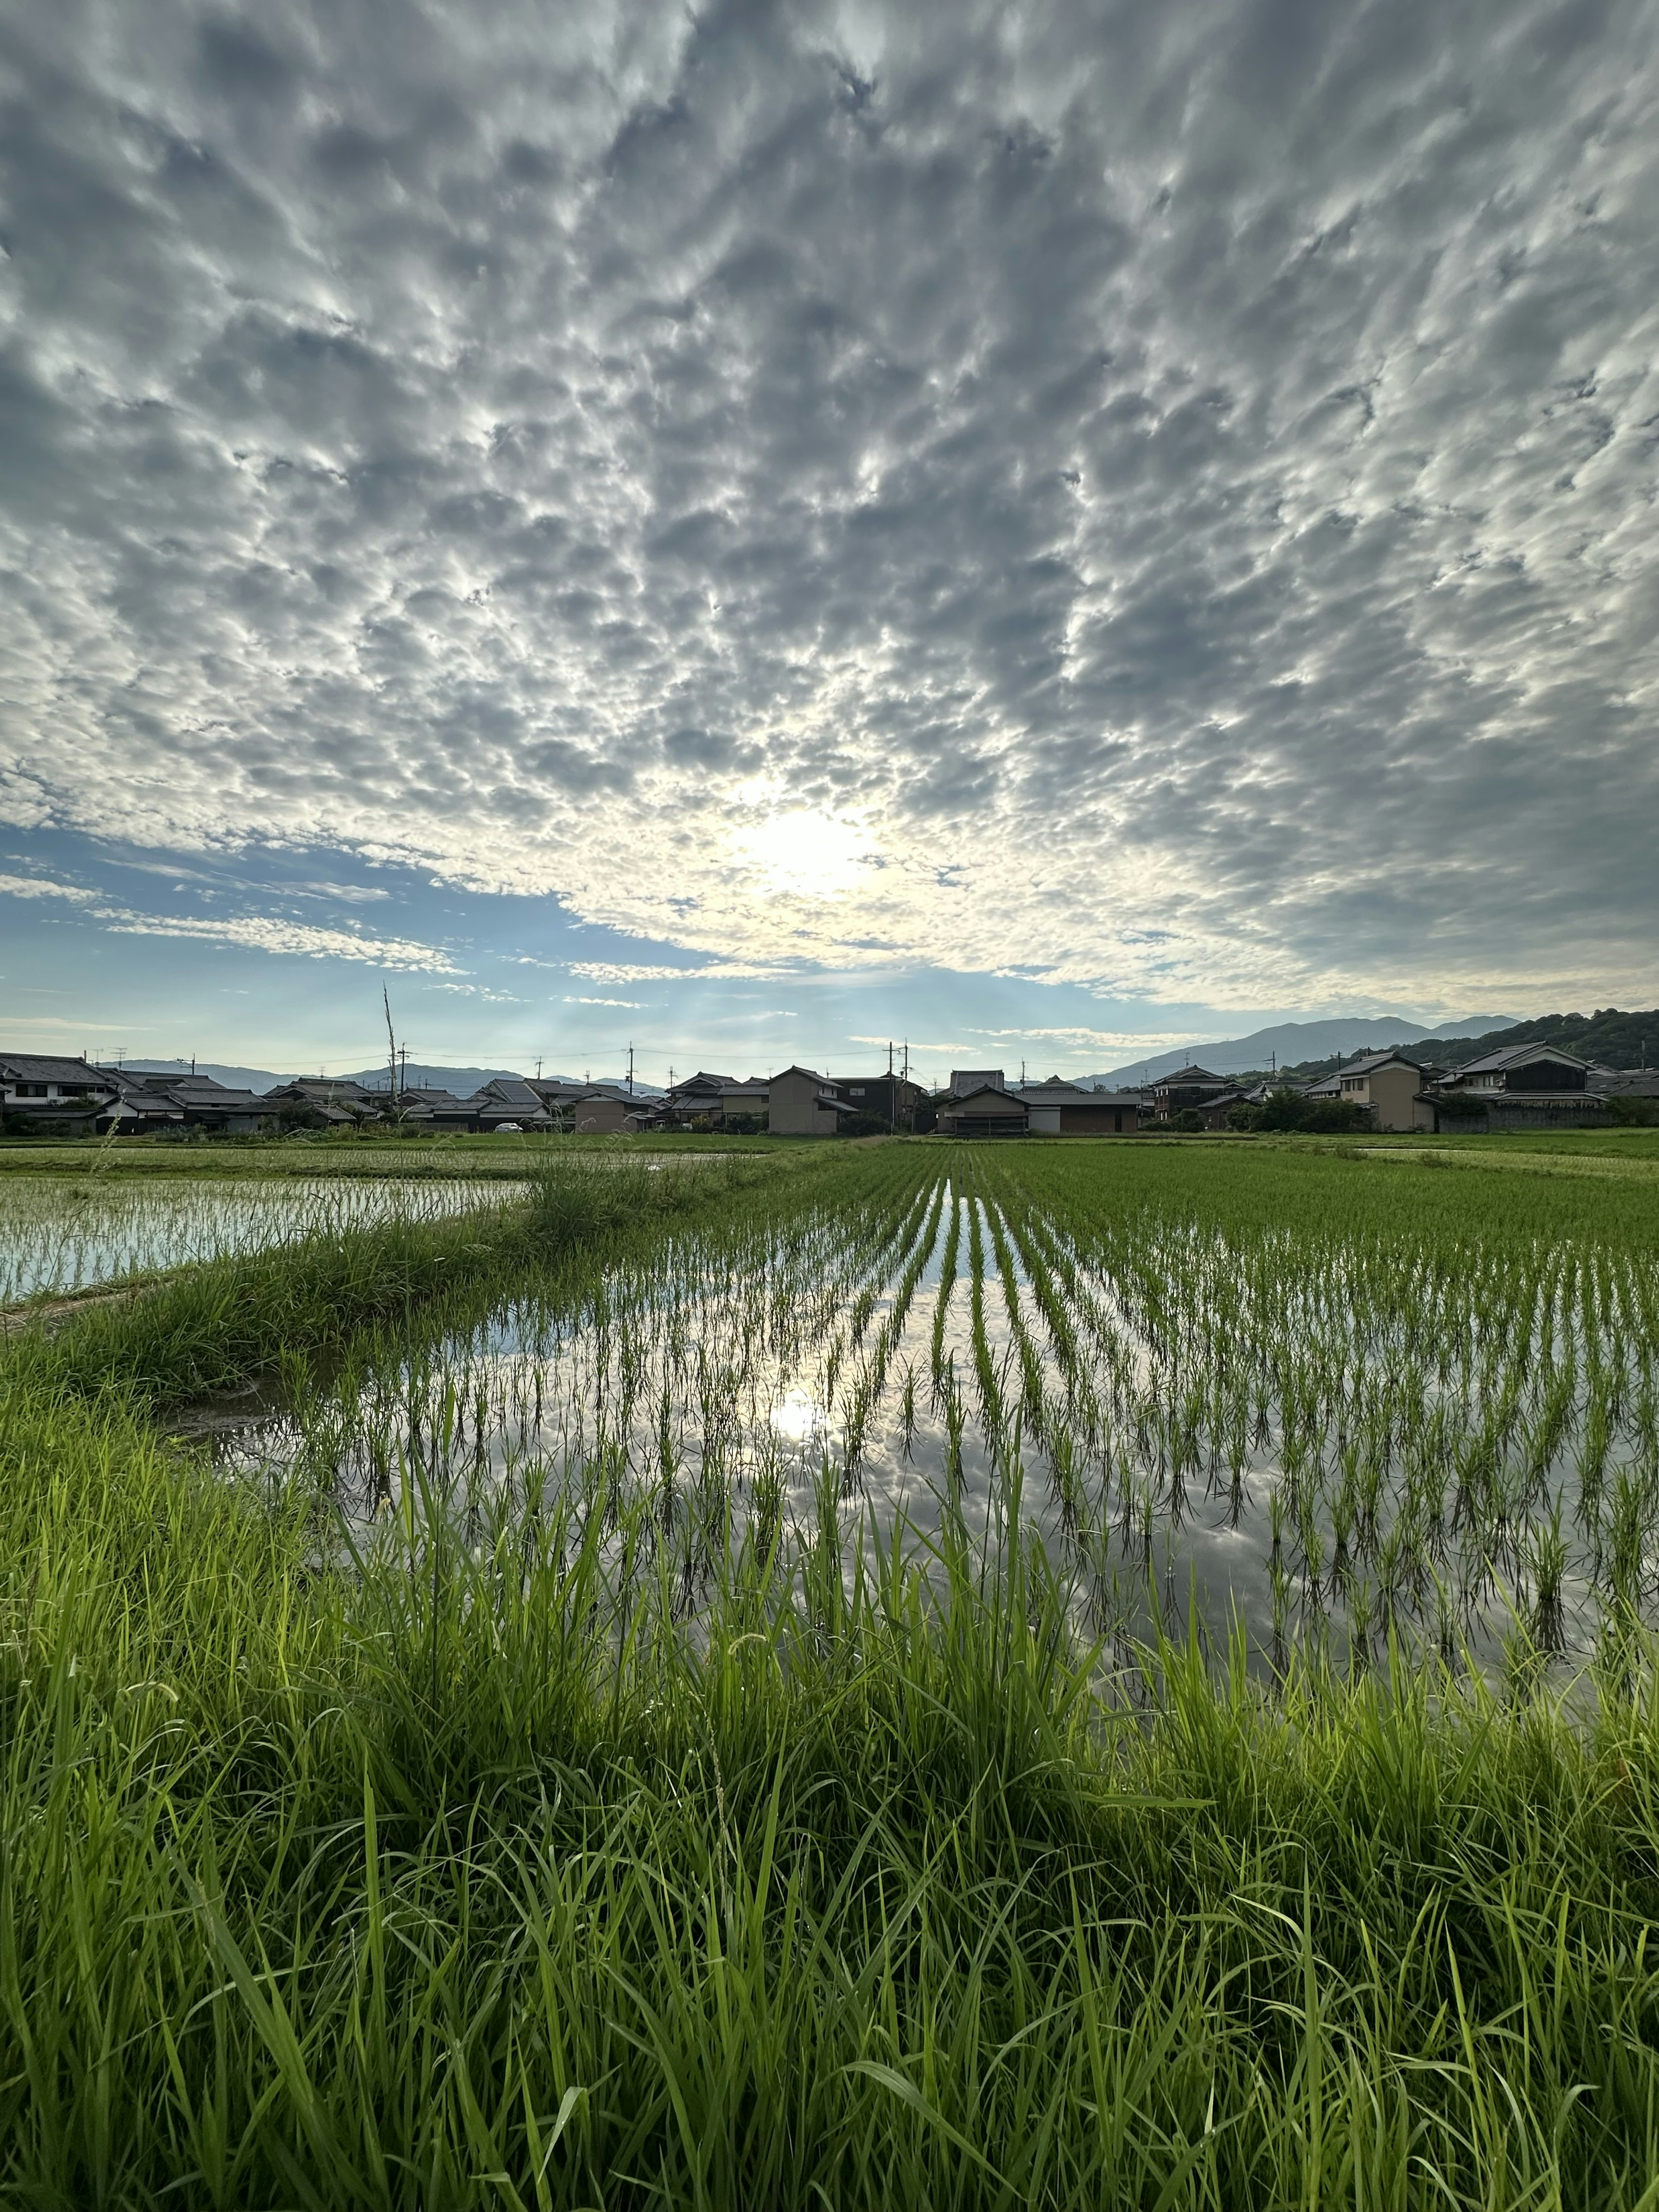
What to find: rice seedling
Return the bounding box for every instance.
[4,1136,1659,2205]
[0,1170,526,1304]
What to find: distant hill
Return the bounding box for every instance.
[1087,1014,1521,1089]
[108,1058,663,1100]
[1140,1007,1659,1093]
[338,1066,664,1098]
[1414,1008,1659,1073]
[339,1064,537,1097]
[116,1059,295,1094]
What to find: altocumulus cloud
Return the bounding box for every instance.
[2,0,1656,1009]
[97,909,460,972]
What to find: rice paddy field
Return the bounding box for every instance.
[0,1173,532,1304]
[5,1138,1659,2206]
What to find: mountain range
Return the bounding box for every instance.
[1087,1007,1659,1089]
[1085,1015,1522,1089]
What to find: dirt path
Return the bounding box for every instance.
[0,1283,146,1338]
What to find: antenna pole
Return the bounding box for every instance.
[383,986,397,1098]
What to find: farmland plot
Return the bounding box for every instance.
[12,1139,1659,2206]
[0,1172,528,1303]
[216,1142,1659,1681]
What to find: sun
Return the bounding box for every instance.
[730,809,868,899]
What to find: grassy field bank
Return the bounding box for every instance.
[0,1130,809,1178]
[4,1144,1659,2207]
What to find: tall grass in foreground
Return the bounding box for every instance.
[6,1374,1659,2209]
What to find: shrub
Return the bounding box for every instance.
[1431,1090,1490,1122]
[1608,1092,1659,1126]
[1301,1099,1369,1134]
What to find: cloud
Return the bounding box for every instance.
[0,874,96,902]
[969,1025,1212,1051]
[567,960,792,984]
[1,1,1656,1007]
[566,994,642,1006]
[94,908,460,971]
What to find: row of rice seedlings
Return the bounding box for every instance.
[261,1155,935,1586]
[222,1139,1659,1681]
[979,1147,1659,1673]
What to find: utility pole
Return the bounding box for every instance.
[627,1043,635,1096]
[398,1045,410,1091]
[534,1055,543,1080]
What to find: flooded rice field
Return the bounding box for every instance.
[0,1173,529,1303]
[204,1154,1659,1682]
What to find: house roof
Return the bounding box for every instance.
[1152,1065,1227,1088]
[280,1078,375,1101]
[1590,1067,1659,1096]
[112,1074,267,1111]
[1021,1085,1143,1106]
[3,1053,114,1085]
[473,1077,544,1108]
[947,1068,1006,1096]
[1456,1042,1590,1077]
[1336,1049,1426,1077]
[941,1085,1027,1112]
[666,1070,739,1095]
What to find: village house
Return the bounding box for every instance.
[768,1066,859,1137]
[1014,1077,1142,1135]
[1327,1050,1433,1132]
[655,1071,741,1127]
[386,1086,479,1132]
[93,1068,270,1135]
[829,1073,928,1129]
[936,1076,1029,1139]
[0,1053,119,1134]
[1419,1044,1608,1132]
[718,1081,771,1124]
[566,1092,636,1135]
[261,1077,385,1127]
[467,1077,555,1131]
[1149,1065,1235,1121]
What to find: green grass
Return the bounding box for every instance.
[1330,1128,1659,1162]
[0,1132,787,1178]
[4,1144,1659,2207]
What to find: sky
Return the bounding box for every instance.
[2,0,1656,1087]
